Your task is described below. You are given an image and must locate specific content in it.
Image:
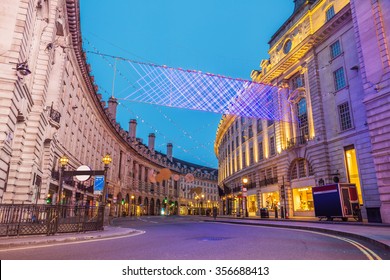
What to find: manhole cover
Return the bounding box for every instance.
[197,237,226,241]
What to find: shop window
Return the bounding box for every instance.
[262,192,280,210]
[344,145,363,204]
[293,187,314,211]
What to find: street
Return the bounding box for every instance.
[0,216,388,260]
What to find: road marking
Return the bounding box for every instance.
[0,230,145,252]
[137,217,158,223]
[214,222,382,260]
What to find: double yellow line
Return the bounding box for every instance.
[313,231,382,260]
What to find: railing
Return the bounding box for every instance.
[0,204,104,236]
[258,177,278,187]
[287,135,308,149]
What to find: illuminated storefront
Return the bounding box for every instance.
[292,187,314,214]
[247,195,258,216]
[261,191,280,212]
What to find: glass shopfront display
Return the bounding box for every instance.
[292,187,314,211]
[262,192,280,210]
[247,195,258,216]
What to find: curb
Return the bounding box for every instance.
[0,228,141,250]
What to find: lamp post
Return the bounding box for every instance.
[201,194,204,215]
[57,155,69,205]
[102,154,112,205]
[242,177,248,218]
[131,195,135,216]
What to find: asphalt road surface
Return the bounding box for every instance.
[0,216,388,260]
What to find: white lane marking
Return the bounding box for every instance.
[137,217,158,223]
[0,230,145,252]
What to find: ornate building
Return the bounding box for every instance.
[215,0,389,222]
[0,0,218,216]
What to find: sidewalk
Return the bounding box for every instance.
[0,226,141,250]
[0,216,389,251]
[204,215,390,250]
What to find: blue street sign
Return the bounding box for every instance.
[94,176,105,194]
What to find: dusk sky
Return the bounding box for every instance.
[80,0,295,168]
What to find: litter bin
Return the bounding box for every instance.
[260,208,269,218]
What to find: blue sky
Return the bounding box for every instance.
[80,0,295,168]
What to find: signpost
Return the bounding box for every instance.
[76,165,91,182]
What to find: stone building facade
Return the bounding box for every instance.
[215,0,389,222]
[0,0,218,216]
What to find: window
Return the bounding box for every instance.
[269,136,276,156]
[290,158,313,180]
[257,119,262,132]
[326,5,335,21]
[249,147,254,165]
[333,67,346,91]
[248,125,253,138]
[267,119,274,127]
[297,98,309,138]
[236,136,239,148]
[291,73,305,90]
[242,152,246,168]
[283,39,292,54]
[330,40,341,59]
[258,141,264,160]
[338,102,353,131]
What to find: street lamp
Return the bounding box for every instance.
[57,155,69,205]
[242,177,248,218]
[201,194,204,215]
[131,195,135,216]
[102,154,112,204]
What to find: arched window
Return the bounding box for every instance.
[289,158,313,180]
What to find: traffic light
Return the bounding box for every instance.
[46,194,52,204]
[164,197,168,203]
[121,199,125,205]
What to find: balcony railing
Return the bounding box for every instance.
[287,135,308,149]
[258,177,278,187]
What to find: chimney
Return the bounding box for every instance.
[167,143,173,161]
[129,119,137,140]
[148,133,156,152]
[107,97,118,120]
